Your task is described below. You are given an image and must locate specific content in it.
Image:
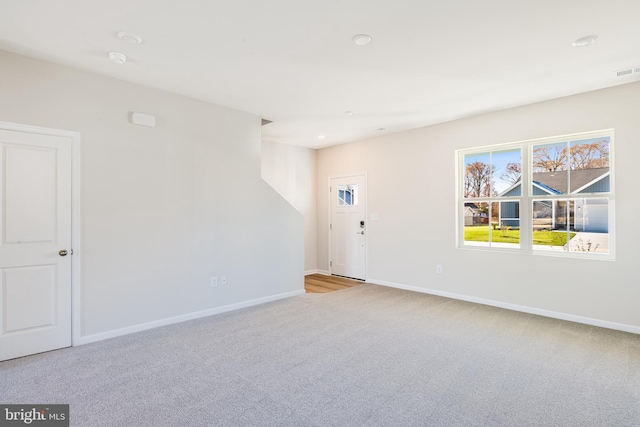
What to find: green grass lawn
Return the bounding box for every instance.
[464,226,575,246]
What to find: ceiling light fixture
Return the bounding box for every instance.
[117,31,143,44]
[572,35,598,47]
[352,34,372,46]
[109,51,127,64]
[344,110,356,116]
[318,135,326,140]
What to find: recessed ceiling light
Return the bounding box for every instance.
[352,34,372,46]
[118,32,143,44]
[109,51,127,64]
[318,135,325,140]
[344,110,356,116]
[572,35,598,47]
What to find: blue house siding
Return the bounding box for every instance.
[502,187,521,197]
[580,175,610,193]
[499,201,520,228]
[533,186,546,196]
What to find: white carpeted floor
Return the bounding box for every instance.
[2,284,640,426]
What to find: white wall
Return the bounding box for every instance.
[317,81,640,331]
[0,50,304,340]
[261,140,317,273]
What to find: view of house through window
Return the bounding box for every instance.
[458,131,613,257]
[463,148,522,248]
[337,184,358,206]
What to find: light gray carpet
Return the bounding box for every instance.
[2,284,640,426]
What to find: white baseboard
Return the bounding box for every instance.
[305,269,330,276]
[76,289,305,346]
[367,278,640,335]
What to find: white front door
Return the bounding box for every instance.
[0,128,73,361]
[330,175,366,280]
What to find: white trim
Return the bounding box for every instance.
[367,277,640,336]
[71,134,82,347]
[76,289,305,345]
[304,269,330,276]
[0,121,82,347]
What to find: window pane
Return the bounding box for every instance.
[464,202,490,246]
[569,137,610,193]
[557,199,571,230]
[532,142,568,195]
[492,149,521,196]
[532,200,554,231]
[464,153,491,198]
[494,201,520,248]
[532,200,572,252]
[532,198,609,254]
[569,198,608,254]
[337,184,358,206]
[464,201,520,248]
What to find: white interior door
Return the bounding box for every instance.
[330,175,366,280]
[0,128,72,361]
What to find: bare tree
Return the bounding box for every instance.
[532,146,567,172]
[533,139,609,172]
[464,162,493,198]
[500,162,522,186]
[570,139,609,169]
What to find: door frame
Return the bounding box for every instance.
[328,173,367,280]
[0,121,81,347]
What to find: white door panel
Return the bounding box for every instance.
[0,128,72,361]
[5,146,57,243]
[330,175,366,280]
[3,266,56,332]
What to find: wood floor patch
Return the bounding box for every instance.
[304,274,364,293]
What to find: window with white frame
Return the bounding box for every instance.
[457,130,614,258]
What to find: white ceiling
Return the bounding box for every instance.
[1,0,639,148]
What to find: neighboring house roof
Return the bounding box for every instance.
[498,167,609,196]
[533,167,609,194]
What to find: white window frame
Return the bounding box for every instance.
[456,129,615,260]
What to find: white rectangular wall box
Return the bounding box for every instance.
[130,112,156,128]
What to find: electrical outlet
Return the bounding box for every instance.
[210,276,218,287]
[436,265,443,274]
[221,275,227,285]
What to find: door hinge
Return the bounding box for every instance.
[330,261,332,267]
[330,224,332,230]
